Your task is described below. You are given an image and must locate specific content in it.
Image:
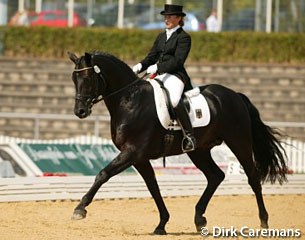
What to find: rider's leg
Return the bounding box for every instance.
[159,73,184,108]
[161,74,196,152]
[174,98,196,152]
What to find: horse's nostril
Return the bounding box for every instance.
[79,109,86,116]
[75,106,91,118]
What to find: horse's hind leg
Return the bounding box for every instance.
[187,149,225,232]
[226,140,269,228]
[134,161,169,235]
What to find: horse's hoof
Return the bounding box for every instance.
[153,228,167,235]
[71,209,87,220]
[196,224,206,233]
[261,222,269,229]
[195,215,207,232]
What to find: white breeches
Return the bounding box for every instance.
[156,73,184,108]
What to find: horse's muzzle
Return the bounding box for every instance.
[74,107,91,119]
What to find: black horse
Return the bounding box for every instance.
[68,51,287,235]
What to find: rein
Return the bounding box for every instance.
[99,78,142,101]
[99,72,149,101]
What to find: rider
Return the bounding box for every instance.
[132,4,196,152]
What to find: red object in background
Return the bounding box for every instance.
[30,10,86,27]
[43,172,67,177]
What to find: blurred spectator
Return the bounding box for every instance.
[9,10,30,26]
[206,9,220,32]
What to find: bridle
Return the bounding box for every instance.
[73,66,105,108]
[73,65,143,107]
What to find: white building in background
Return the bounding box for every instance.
[0,0,8,25]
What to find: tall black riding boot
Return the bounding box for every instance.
[174,99,196,152]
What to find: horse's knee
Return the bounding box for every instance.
[95,170,109,183]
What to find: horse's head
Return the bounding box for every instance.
[68,52,104,119]
[69,51,140,119]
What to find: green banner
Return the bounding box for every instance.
[18,143,136,176]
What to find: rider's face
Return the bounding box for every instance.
[164,15,182,29]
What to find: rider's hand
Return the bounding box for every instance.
[146,64,158,75]
[132,63,142,74]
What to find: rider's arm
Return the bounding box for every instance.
[157,32,191,74]
[140,33,163,71]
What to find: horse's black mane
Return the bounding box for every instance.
[90,51,132,72]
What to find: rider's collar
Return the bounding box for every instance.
[166,26,181,40]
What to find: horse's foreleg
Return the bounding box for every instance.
[134,161,169,235]
[72,152,134,220]
[188,150,225,232]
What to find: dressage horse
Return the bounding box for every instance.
[68,51,287,235]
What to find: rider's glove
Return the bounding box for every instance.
[132,63,142,74]
[146,64,158,75]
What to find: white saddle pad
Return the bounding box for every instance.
[148,79,211,130]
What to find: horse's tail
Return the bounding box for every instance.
[238,93,288,184]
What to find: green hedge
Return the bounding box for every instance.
[1,26,305,63]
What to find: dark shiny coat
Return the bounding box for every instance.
[69,51,288,234]
[140,27,193,91]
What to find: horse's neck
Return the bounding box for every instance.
[106,77,134,95]
[103,80,148,119]
[95,55,140,114]
[102,78,134,113]
[97,55,135,89]
[104,97,120,116]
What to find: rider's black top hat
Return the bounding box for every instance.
[160,4,186,17]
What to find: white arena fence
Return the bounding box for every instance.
[0,134,304,202]
[285,138,305,174]
[0,135,304,174]
[0,112,304,140]
[0,174,304,203]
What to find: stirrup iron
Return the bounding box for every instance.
[181,135,196,152]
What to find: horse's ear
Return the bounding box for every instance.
[67,52,78,64]
[84,52,92,65]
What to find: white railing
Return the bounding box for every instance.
[0,112,304,140]
[0,112,304,174]
[285,138,305,174]
[0,174,304,202]
[0,112,110,139]
[0,136,304,174]
[0,134,113,145]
